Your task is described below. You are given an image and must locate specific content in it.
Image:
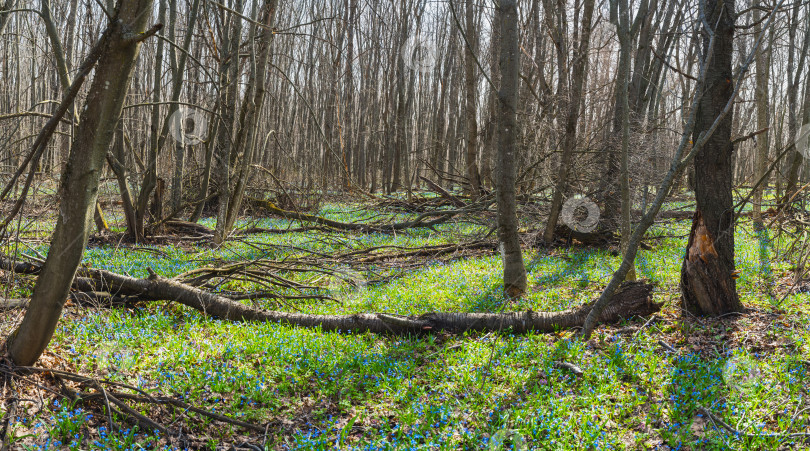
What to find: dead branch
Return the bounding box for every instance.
[247,197,463,232]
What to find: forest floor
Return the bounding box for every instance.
[0,196,809,450]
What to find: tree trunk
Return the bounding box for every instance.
[5,0,156,366]
[391,13,409,193]
[213,0,243,244]
[92,273,658,334]
[680,0,743,316]
[581,0,768,338]
[481,10,499,189]
[42,0,109,234]
[463,0,480,198]
[107,125,139,238]
[783,5,810,205]
[224,0,279,235]
[495,0,527,298]
[135,0,167,241]
[0,0,15,36]
[2,254,659,335]
[611,0,636,280]
[541,0,593,243]
[751,0,770,229]
[601,0,653,232]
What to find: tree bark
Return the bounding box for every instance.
[541,0,594,243]
[223,0,279,236]
[751,0,770,229]
[495,0,527,298]
[680,0,743,316]
[107,125,139,237]
[0,0,15,36]
[3,255,659,334]
[41,0,108,234]
[581,0,773,338]
[5,0,157,366]
[134,0,167,241]
[783,5,810,205]
[101,273,657,334]
[213,0,243,244]
[611,0,637,280]
[463,0,480,198]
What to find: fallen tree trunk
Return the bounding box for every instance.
[1,257,659,334]
[341,240,496,263]
[419,176,466,207]
[0,299,28,311]
[1,255,659,334]
[553,225,617,246]
[247,197,459,233]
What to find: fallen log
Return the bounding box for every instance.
[419,176,466,207]
[0,299,28,311]
[163,219,327,237]
[346,240,496,263]
[553,225,617,246]
[550,226,653,251]
[84,267,661,334]
[247,197,458,233]
[162,219,215,237]
[2,256,659,334]
[234,226,329,235]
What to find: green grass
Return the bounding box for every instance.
[3,199,810,450]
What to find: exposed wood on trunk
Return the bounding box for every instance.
[681,211,743,315]
[679,0,743,316]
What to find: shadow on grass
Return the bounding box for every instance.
[754,226,776,304]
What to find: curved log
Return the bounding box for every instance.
[1,256,660,334]
[83,267,660,334]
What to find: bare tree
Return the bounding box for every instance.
[462,0,480,198]
[495,0,526,298]
[680,0,744,315]
[5,0,158,366]
[541,0,595,242]
[751,0,771,229]
[610,0,639,280]
[213,0,244,244]
[223,0,280,235]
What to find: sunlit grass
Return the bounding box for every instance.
[4,197,809,450]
